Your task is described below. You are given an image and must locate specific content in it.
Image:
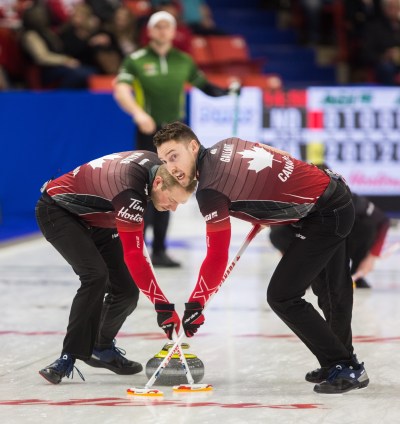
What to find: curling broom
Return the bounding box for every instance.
[127,333,185,396]
[127,224,262,396]
[172,224,262,392]
[171,331,213,393]
[128,243,211,395]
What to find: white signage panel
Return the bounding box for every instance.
[190,87,263,147]
[307,87,400,195]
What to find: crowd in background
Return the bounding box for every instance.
[293,0,400,85]
[0,0,225,89]
[1,0,400,89]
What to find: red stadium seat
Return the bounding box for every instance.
[124,0,151,18]
[206,35,264,76]
[203,72,282,91]
[88,75,116,92]
[191,36,213,68]
[203,72,241,88]
[207,35,250,63]
[242,73,283,90]
[0,27,25,79]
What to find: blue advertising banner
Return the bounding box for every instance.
[0,92,133,238]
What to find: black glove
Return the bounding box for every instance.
[155,303,181,340]
[182,302,205,337]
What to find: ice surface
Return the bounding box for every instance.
[1,199,399,424]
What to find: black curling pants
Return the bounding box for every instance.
[270,211,377,279]
[269,224,354,353]
[35,195,139,360]
[267,179,355,368]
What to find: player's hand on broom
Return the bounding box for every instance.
[155,303,181,340]
[228,80,241,96]
[182,302,205,337]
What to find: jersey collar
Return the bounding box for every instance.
[196,145,207,179]
[147,44,174,58]
[148,165,159,198]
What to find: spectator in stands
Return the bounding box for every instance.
[108,5,138,57]
[59,3,121,75]
[345,0,381,36]
[141,1,193,54]
[21,3,96,88]
[45,0,83,27]
[113,11,238,267]
[179,0,225,35]
[361,0,400,84]
[0,65,9,90]
[0,0,32,27]
[343,0,381,79]
[297,0,335,46]
[86,0,122,25]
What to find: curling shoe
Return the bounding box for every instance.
[307,354,359,383]
[354,278,371,289]
[313,362,369,394]
[39,353,85,384]
[85,340,142,375]
[305,366,330,383]
[152,251,181,268]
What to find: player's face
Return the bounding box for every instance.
[148,21,176,45]
[157,140,198,187]
[152,183,191,212]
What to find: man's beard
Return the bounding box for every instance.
[179,167,196,187]
[188,167,196,184]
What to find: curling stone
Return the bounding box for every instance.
[145,342,204,386]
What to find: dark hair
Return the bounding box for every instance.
[22,5,64,54]
[153,121,200,148]
[22,5,50,31]
[316,163,329,171]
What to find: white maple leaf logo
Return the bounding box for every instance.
[88,154,122,169]
[238,146,274,173]
[72,166,81,177]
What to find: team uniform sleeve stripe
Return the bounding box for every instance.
[188,225,231,306]
[118,227,169,304]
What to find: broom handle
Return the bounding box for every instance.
[142,243,196,386]
[143,224,262,388]
[232,88,240,137]
[173,331,195,384]
[144,332,184,389]
[172,224,262,385]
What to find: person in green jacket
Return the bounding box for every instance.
[114,10,238,267]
